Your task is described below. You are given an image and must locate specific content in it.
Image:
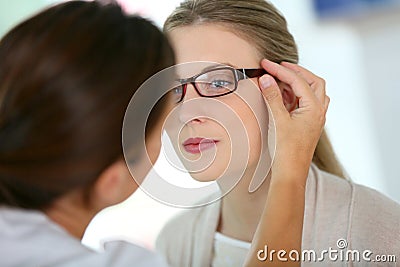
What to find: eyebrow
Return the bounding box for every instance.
[173,62,240,81]
[201,62,238,72]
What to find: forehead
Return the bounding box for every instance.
[168,24,261,68]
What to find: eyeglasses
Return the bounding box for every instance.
[171,66,267,103]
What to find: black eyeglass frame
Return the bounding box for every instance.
[174,67,268,103]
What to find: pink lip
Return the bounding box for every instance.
[183,137,218,154]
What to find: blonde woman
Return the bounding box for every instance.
[156,0,400,266]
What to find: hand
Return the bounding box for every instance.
[259,59,329,184]
[243,60,329,267]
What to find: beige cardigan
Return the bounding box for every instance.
[156,164,400,266]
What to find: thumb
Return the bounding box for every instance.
[259,74,287,119]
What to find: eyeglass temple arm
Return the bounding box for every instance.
[238,68,269,79]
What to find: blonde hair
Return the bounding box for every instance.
[164,0,347,178]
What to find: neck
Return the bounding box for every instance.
[217,167,271,243]
[44,191,98,239]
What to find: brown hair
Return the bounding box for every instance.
[0,1,175,209]
[164,0,346,178]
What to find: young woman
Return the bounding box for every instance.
[156,0,400,266]
[0,1,174,266]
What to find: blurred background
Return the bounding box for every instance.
[1,0,399,250]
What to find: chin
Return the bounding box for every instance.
[189,173,217,183]
[188,166,224,183]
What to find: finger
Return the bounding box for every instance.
[313,85,326,106]
[261,59,316,103]
[258,74,288,120]
[324,95,330,112]
[281,61,323,86]
[281,61,326,105]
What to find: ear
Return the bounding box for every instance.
[278,81,297,112]
[91,160,137,210]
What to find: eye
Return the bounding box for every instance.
[172,85,183,94]
[210,79,232,89]
[170,85,184,103]
[196,69,236,95]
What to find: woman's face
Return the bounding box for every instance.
[165,24,272,184]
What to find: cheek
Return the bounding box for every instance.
[224,94,267,165]
[238,106,262,159]
[123,170,139,197]
[146,138,161,165]
[145,128,163,165]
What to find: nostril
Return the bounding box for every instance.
[189,118,202,124]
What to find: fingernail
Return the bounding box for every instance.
[260,75,271,89]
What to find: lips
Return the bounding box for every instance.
[182,137,218,154]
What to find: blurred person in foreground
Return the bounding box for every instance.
[0,1,174,266]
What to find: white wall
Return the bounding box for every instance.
[0,1,47,36]
[355,11,400,203]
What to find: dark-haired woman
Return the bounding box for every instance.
[0,1,174,266]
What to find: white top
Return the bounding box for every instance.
[0,206,169,267]
[212,232,251,267]
[156,163,400,267]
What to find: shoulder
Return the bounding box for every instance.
[307,164,400,215]
[306,165,400,254]
[308,164,400,221]
[305,165,354,222]
[349,182,400,254]
[306,164,353,201]
[0,207,168,267]
[155,192,221,265]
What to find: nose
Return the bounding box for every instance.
[178,83,205,124]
